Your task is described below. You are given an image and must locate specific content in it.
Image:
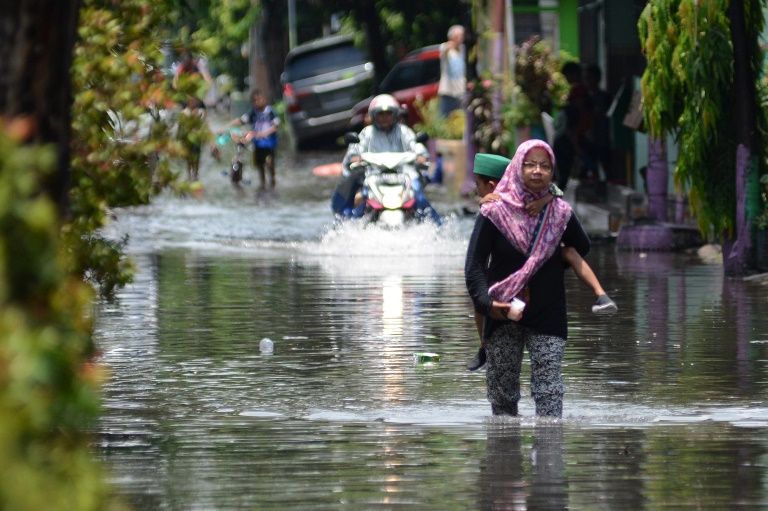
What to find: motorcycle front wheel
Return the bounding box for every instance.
[231,161,243,185]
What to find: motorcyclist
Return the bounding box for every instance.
[331,94,442,224]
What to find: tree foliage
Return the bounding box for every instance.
[0,122,127,511]
[638,0,768,238]
[183,0,260,89]
[70,0,208,298]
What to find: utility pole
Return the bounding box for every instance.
[288,0,297,50]
[461,0,478,196]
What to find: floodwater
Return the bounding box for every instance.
[93,143,768,510]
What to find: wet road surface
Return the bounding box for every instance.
[93,140,768,510]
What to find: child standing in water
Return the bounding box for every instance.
[222,89,280,190]
[178,95,220,183]
[466,153,617,372]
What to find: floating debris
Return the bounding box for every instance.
[413,352,440,364]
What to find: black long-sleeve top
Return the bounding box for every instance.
[464,213,591,340]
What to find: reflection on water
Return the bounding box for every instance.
[481,423,569,510]
[94,149,768,509]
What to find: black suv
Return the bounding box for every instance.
[281,35,374,149]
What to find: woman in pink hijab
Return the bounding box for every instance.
[464,139,591,417]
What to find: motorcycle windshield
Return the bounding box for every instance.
[359,152,416,171]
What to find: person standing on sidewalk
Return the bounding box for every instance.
[438,25,466,117]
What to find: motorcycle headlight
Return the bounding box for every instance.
[382,193,402,209]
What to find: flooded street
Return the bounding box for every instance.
[94,143,768,510]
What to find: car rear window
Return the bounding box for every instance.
[381,62,421,92]
[380,59,441,93]
[285,45,369,82]
[421,59,441,84]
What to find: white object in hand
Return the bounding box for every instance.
[507,297,526,321]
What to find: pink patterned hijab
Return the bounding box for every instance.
[479,139,572,303]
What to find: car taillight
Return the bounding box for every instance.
[283,84,301,114]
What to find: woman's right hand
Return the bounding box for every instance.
[488,301,511,321]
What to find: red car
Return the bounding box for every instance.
[349,45,441,132]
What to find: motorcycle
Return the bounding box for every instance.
[332,131,441,227]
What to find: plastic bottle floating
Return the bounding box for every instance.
[413,352,440,364]
[259,338,274,353]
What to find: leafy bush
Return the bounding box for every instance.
[509,36,571,127]
[468,36,570,156]
[414,97,465,140]
[468,78,514,156]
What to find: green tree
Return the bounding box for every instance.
[0,1,207,508]
[70,0,209,297]
[182,0,262,90]
[638,0,768,274]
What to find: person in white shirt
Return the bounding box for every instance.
[438,25,466,117]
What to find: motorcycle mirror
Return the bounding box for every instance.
[344,132,361,144]
[415,131,429,144]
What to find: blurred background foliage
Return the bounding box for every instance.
[0,1,211,508]
[506,36,572,129]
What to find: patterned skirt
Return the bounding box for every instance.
[485,321,565,417]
